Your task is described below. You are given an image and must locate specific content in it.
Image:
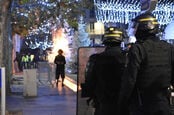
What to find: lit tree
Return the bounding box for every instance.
[77,25,91,46]
[11,0,93,51]
[76,16,91,47]
[11,0,93,36]
[67,16,91,73]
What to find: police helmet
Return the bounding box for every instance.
[131,13,159,40]
[102,27,124,45]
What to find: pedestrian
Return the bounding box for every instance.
[54,49,66,87]
[81,27,128,115]
[14,52,23,72]
[117,12,174,115]
[33,53,39,68]
[21,53,27,69]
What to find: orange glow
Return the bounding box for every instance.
[48,28,70,63]
[64,76,77,92]
[51,77,77,92]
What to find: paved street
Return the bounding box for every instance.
[6,82,76,115]
[4,62,94,115]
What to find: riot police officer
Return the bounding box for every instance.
[82,27,127,115]
[117,12,174,115]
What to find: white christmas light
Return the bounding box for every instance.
[164,21,174,40]
[94,0,174,26]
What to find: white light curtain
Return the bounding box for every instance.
[94,0,174,25]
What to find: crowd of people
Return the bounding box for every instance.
[81,12,174,115]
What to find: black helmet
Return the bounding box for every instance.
[102,27,124,45]
[131,13,159,40]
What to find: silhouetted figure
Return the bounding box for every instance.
[14,52,23,72]
[117,12,174,115]
[54,49,66,87]
[81,27,128,115]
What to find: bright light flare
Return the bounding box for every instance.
[64,76,77,92]
[48,28,71,63]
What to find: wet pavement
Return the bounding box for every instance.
[5,61,92,115]
[6,83,76,115]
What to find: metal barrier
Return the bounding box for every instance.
[37,62,55,86]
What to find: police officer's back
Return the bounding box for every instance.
[84,27,127,115]
[117,13,174,115]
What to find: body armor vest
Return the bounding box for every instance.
[136,39,172,91]
[94,47,126,103]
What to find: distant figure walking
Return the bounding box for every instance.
[54,49,66,87]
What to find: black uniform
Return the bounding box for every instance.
[84,46,126,115]
[118,36,174,115]
[81,27,128,115]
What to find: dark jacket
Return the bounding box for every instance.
[118,36,174,115]
[83,46,126,115]
[54,54,66,72]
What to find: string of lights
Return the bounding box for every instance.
[94,0,174,26]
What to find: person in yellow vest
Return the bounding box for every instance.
[25,53,30,69]
[21,54,27,69]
